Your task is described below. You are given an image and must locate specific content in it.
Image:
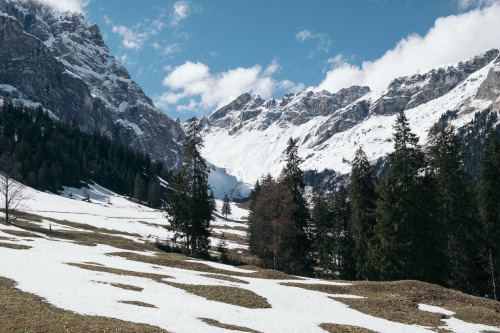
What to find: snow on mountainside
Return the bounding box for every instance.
[200,49,500,189]
[0,0,183,168]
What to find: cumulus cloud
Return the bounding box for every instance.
[315,3,500,93]
[154,61,304,112]
[295,29,331,57]
[30,0,89,13]
[171,1,190,26]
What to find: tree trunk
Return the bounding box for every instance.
[489,247,497,301]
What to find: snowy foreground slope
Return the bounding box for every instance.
[1,184,499,332]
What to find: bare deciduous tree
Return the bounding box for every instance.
[0,154,25,224]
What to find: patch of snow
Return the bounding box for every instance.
[418,303,455,316]
[439,317,500,333]
[115,119,144,136]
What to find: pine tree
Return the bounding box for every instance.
[279,137,312,274]
[209,189,216,212]
[371,109,430,281]
[147,179,162,208]
[478,130,500,301]
[428,126,478,292]
[221,193,231,218]
[166,118,213,258]
[349,147,376,280]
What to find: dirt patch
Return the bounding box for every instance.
[202,274,249,284]
[118,300,157,308]
[165,282,271,309]
[0,242,31,250]
[0,277,169,332]
[66,262,173,283]
[283,280,500,328]
[320,323,378,333]
[200,318,261,332]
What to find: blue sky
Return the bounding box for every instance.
[45,0,500,121]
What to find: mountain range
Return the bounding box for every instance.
[1,0,500,198]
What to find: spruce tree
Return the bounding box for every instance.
[331,185,355,280]
[349,147,376,280]
[311,190,335,278]
[478,130,500,301]
[221,193,231,218]
[428,126,478,292]
[370,109,430,281]
[166,117,213,258]
[279,137,312,273]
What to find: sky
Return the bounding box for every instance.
[36,0,500,121]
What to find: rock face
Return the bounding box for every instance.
[0,0,183,169]
[199,49,500,191]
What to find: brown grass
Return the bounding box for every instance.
[0,277,169,332]
[0,242,32,250]
[0,229,42,238]
[107,251,301,280]
[110,283,144,292]
[118,300,157,308]
[200,318,261,332]
[320,323,378,333]
[202,274,249,284]
[283,280,500,328]
[66,262,173,283]
[165,282,271,309]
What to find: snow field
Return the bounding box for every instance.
[0,183,499,332]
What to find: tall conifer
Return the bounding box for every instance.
[478,130,500,301]
[349,147,376,280]
[167,118,213,257]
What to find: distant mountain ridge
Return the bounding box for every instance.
[199,49,500,192]
[0,0,183,169]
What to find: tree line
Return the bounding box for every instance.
[248,109,500,301]
[0,100,166,207]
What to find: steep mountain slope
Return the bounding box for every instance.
[0,0,183,168]
[200,49,500,190]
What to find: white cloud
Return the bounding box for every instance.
[316,3,500,93]
[456,0,499,9]
[155,60,304,113]
[29,0,89,13]
[171,1,190,26]
[107,12,167,51]
[164,43,181,55]
[295,29,331,57]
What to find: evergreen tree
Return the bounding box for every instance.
[134,173,147,202]
[478,130,500,301]
[428,126,479,292]
[166,118,213,258]
[217,233,229,263]
[279,137,312,273]
[311,190,335,278]
[371,109,434,281]
[209,189,217,212]
[349,147,376,280]
[147,179,162,208]
[331,186,355,280]
[221,193,231,218]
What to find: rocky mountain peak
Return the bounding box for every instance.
[0,0,183,169]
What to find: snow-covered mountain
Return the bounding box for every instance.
[200,49,500,191]
[0,0,183,169]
